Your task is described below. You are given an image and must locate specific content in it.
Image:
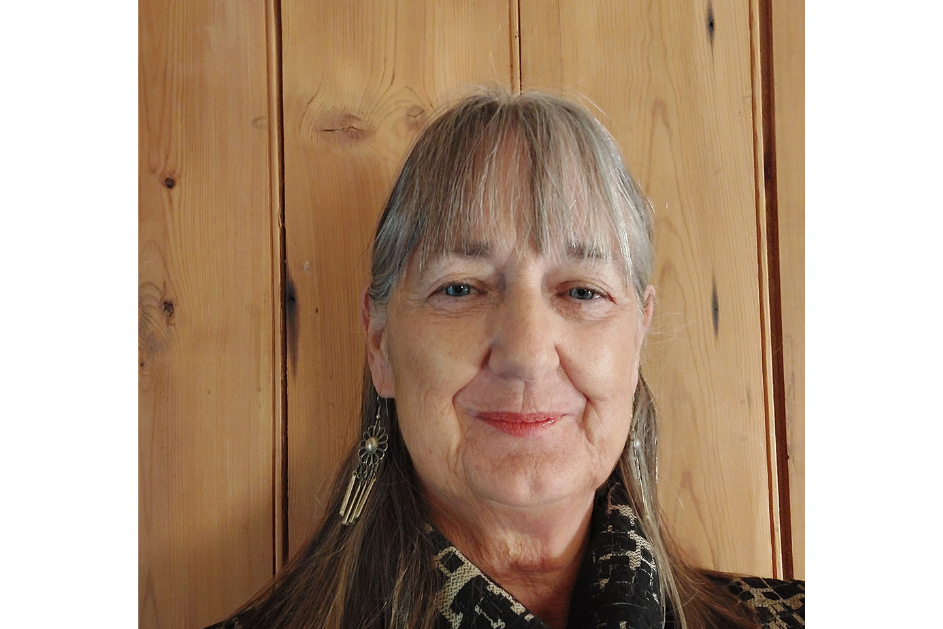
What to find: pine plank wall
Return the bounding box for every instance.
[139,1,804,627]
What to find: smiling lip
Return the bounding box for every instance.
[475,412,561,436]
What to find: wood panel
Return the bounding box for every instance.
[771,0,804,579]
[138,0,280,625]
[520,0,775,575]
[281,0,515,556]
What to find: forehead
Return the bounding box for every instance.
[412,192,628,288]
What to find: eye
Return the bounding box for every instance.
[568,287,598,300]
[443,283,472,297]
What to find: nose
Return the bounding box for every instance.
[487,286,560,382]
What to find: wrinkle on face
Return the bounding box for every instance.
[367,136,653,566]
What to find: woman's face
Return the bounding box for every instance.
[365,224,653,522]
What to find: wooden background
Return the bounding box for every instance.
[139,1,804,627]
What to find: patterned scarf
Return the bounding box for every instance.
[206,481,805,629]
[428,480,666,629]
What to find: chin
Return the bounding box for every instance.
[462,449,603,510]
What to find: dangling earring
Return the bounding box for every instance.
[339,398,389,525]
[631,392,640,483]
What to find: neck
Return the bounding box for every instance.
[430,493,595,629]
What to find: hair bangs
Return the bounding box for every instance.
[370,90,653,306]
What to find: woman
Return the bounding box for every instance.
[209,90,804,629]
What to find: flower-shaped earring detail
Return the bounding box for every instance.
[339,401,389,525]
[358,423,388,471]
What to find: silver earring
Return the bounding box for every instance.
[632,437,645,485]
[339,399,389,525]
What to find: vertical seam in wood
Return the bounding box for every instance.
[510,0,522,92]
[266,0,289,573]
[748,0,784,580]
[757,0,793,580]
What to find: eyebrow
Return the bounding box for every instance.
[444,241,494,258]
[440,240,613,262]
[565,242,610,261]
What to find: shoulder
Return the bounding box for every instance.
[718,576,805,629]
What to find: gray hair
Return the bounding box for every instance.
[367,88,683,625]
[368,89,654,311]
[227,89,760,629]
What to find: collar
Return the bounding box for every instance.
[428,480,665,629]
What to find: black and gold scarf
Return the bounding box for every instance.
[428,481,804,629]
[429,481,663,629]
[207,482,804,629]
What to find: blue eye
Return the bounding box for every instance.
[569,287,596,300]
[444,284,472,297]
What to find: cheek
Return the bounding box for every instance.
[385,314,488,473]
[387,316,487,406]
[563,319,642,454]
[566,321,642,402]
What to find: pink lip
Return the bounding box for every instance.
[475,412,561,436]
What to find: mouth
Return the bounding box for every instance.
[474,411,561,437]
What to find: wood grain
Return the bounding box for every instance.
[138,0,280,625]
[771,0,804,580]
[140,0,805,619]
[280,0,514,556]
[749,0,784,578]
[520,0,774,575]
[750,0,790,578]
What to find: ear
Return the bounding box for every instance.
[362,289,396,397]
